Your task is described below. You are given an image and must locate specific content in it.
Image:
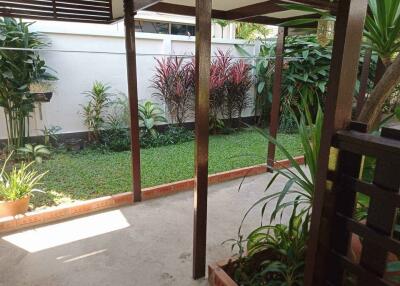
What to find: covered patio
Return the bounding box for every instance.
[1,0,400,285]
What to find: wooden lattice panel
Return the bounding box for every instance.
[326,123,400,286]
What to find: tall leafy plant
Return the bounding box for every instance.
[0,18,55,149]
[227,60,253,125]
[81,81,112,143]
[209,50,231,131]
[151,57,195,125]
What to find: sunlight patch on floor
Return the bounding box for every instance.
[1,210,130,253]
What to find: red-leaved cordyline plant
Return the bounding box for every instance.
[209,50,232,131]
[228,60,253,124]
[151,50,253,130]
[151,56,195,125]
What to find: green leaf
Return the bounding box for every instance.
[258,81,266,94]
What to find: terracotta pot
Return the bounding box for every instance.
[0,196,30,218]
[351,234,400,285]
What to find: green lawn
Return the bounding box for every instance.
[32,130,303,209]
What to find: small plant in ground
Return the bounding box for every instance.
[139,101,167,137]
[41,125,62,147]
[17,144,51,164]
[100,115,131,152]
[81,81,113,143]
[0,153,47,201]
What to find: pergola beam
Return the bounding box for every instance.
[223,0,286,21]
[123,0,142,203]
[192,0,212,279]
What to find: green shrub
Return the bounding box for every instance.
[140,126,194,148]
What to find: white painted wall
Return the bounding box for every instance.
[0,21,258,139]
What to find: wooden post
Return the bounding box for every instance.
[123,0,142,202]
[355,49,372,117]
[192,0,212,280]
[267,26,287,169]
[304,0,369,285]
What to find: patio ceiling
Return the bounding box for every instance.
[0,0,337,25]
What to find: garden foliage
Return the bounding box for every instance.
[0,18,56,149]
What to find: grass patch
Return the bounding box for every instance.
[32,129,303,209]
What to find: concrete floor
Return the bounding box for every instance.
[0,172,290,286]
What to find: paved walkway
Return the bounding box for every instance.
[0,172,290,286]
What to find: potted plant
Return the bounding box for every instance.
[0,154,47,217]
[210,102,320,285]
[29,81,54,102]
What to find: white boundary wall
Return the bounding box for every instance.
[0,21,259,139]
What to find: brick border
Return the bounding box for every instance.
[0,156,304,234]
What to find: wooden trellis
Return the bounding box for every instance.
[321,123,400,285]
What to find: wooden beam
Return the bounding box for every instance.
[123,0,142,202]
[355,49,372,117]
[304,0,369,285]
[224,0,285,21]
[290,0,338,11]
[144,2,226,18]
[267,26,287,169]
[192,0,212,280]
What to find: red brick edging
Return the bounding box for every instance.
[0,156,304,233]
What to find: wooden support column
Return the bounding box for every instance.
[192,0,212,280]
[267,26,287,169]
[304,0,368,285]
[355,49,372,117]
[123,0,142,202]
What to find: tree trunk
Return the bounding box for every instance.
[358,53,400,130]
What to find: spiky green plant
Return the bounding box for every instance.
[242,102,323,226]
[81,81,112,142]
[0,153,47,201]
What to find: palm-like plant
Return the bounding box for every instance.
[138,101,167,137]
[242,102,323,225]
[81,81,112,142]
[364,0,400,66]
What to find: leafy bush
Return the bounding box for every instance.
[140,126,194,149]
[0,154,47,201]
[100,117,131,152]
